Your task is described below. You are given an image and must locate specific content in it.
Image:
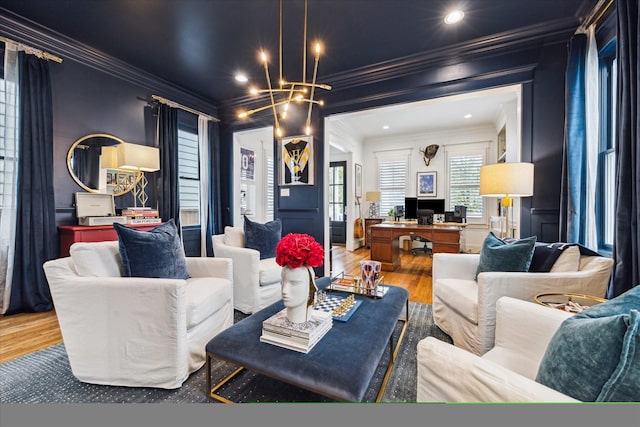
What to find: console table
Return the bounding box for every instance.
[58,223,162,256]
[369,222,463,271]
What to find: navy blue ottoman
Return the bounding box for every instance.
[206,277,409,402]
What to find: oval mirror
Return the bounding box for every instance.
[66,133,142,196]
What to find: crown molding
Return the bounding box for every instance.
[0,8,219,117]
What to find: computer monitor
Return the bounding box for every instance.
[417,198,446,214]
[404,197,418,220]
[417,208,434,225]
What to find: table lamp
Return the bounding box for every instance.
[117,142,161,207]
[365,191,381,218]
[480,162,534,238]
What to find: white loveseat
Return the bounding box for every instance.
[432,251,613,355]
[43,241,234,389]
[417,296,578,402]
[212,226,282,314]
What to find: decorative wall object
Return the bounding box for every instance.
[240,147,255,181]
[417,172,437,197]
[355,163,362,198]
[280,135,313,185]
[419,144,439,166]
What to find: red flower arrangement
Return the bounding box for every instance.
[275,233,324,269]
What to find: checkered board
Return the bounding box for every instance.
[314,295,363,322]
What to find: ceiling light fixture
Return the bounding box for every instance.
[235,73,248,83]
[237,0,331,137]
[444,10,465,25]
[383,125,390,129]
[464,113,472,119]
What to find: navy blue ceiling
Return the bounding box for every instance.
[0,0,592,105]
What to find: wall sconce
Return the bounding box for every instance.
[480,162,534,238]
[365,191,381,218]
[117,143,160,207]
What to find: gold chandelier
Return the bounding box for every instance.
[237,0,331,137]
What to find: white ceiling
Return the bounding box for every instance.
[327,85,520,151]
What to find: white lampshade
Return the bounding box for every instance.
[480,162,534,197]
[365,191,381,202]
[117,143,160,172]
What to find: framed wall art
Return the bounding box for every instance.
[417,172,437,197]
[279,135,314,186]
[355,163,362,198]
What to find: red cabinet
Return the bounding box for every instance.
[58,223,162,257]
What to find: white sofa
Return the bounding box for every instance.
[417,296,578,402]
[43,241,234,389]
[432,251,613,355]
[212,226,282,314]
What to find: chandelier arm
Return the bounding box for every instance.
[243,98,293,117]
[279,0,283,87]
[302,0,307,84]
[262,62,280,132]
[284,81,332,91]
[305,52,320,130]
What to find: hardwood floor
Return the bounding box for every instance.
[0,245,433,363]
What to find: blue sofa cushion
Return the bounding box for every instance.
[114,219,189,279]
[535,286,640,402]
[475,231,537,278]
[244,216,282,260]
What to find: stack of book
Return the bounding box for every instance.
[121,207,162,224]
[260,308,332,353]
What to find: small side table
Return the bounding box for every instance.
[534,293,607,313]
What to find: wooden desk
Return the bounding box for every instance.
[58,223,162,257]
[364,218,383,248]
[369,223,463,271]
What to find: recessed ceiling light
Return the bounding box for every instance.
[444,10,464,25]
[383,125,390,130]
[464,113,472,119]
[235,73,248,83]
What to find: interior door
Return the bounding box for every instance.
[329,161,347,244]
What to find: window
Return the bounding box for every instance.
[0,45,17,211]
[265,151,274,221]
[177,126,200,226]
[329,162,346,221]
[597,39,616,251]
[447,151,485,221]
[377,154,408,216]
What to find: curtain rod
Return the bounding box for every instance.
[578,0,615,32]
[151,95,220,122]
[0,36,63,63]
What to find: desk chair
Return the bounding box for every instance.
[411,236,432,256]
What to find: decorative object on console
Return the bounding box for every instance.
[365,191,381,218]
[419,144,439,166]
[359,260,382,296]
[113,219,189,279]
[116,142,160,208]
[243,216,282,259]
[279,135,314,185]
[74,192,126,226]
[275,233,324,323]
[236,0,331,137]
[480,162,534,238]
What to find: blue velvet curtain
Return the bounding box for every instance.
[610,0,639,298]
[206,120,223,256]
[6,54,57,314]
[559,34,588,244]
[156,104,180,230]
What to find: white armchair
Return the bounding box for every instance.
[417,297,578,402]
[212,226,282,314]
[43,241,234,389]
[432,251,613,355]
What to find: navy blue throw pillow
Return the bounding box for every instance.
[114,219,189,279]
[476,231,537,278]
[243,216,282,260]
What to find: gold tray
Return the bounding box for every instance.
[328,273,388,299]
[534,292,607,313]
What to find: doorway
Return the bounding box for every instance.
[329,161,347,244]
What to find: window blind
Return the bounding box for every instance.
[178,128,200,225]
[378,157,407,216]
[448,154,483,218]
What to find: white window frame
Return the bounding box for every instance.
[445,144,489,226]
[177,126,201,226]
[374,149,411,217]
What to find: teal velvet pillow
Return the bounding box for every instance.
[243,216,282,260]
[475,231,537,278]
[535,286,640,402]
[114,219,189,279]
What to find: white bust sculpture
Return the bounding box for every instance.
[281,266,316,323]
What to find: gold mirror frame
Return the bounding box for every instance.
[66,133,142,196]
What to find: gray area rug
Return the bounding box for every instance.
[0,303,451,403]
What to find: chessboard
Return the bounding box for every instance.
[314,293,363,322]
